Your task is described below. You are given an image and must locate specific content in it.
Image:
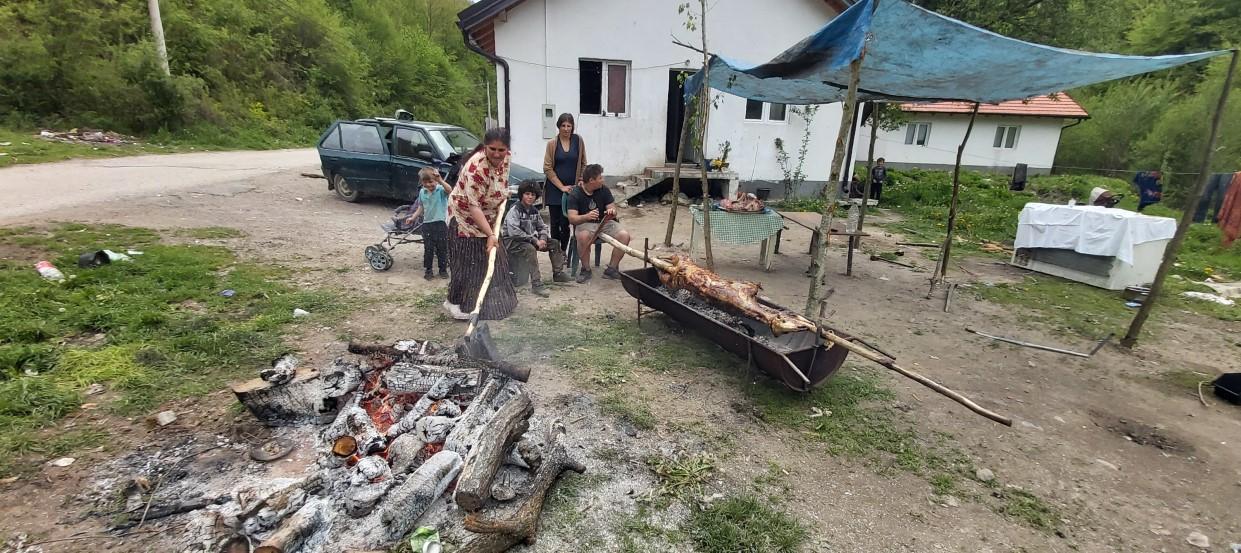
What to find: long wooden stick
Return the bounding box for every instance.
[933,102,980,285]
[598,233,1012,426]
[465,194,510,337]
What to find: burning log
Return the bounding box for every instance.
[384,364,478,395]
[332,436,358,457]
[385,374,463,439]
[344,456,394,517]
[458,421,586,553]
[386,433,427,475]
[254,499,325,553]
[327,405,387,455]
[444,378,505,455]
[238,475,324,526]
[416,415,457,444]
[379,450,463,542]
[454,388,533,512]
[596,233,1014,427]
[322,358,365,398]
[232,367,335,427]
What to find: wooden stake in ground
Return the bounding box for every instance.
[806,57,863,316]
[665,94,692,247]
[695,0,715,269]
[1123,50,1238,347]
[932,102,980,287]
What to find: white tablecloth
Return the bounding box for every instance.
[1014,203,1176,266]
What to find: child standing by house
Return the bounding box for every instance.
[411,167,452,280]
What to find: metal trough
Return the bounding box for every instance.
[619,267,848,391]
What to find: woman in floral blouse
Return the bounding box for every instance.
[443,127,518,321]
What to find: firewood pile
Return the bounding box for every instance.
[177,339,582,553]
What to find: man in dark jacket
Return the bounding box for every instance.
[502,181,570,297]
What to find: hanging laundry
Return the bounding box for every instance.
[1133,171,1163,212]
[1218,172,1241,247]
[1194,172,1234,223]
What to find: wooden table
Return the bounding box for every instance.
[775,211,869,274]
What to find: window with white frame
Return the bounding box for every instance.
[743,100,788,121]
[993,125,1021,149]
[579,59,630,116]
[904,122,931,146]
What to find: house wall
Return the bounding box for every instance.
[490,0,843,181]
[853,113,1069,175]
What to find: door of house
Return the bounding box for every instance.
[666,69,696,163]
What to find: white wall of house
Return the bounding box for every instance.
[853,113,1070,173]
[491,0,843,181]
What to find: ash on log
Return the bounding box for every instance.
[386,374,463,439]
[443,377,506,456]
[232,367,335,426]
[254,499,325,553]
[454,387,533,512]
[386,433,427,475]
[328,405,386,455]
[345,456,394,517]
[458,422,586,553]
[321,358,365,398]
[379,450,464,542]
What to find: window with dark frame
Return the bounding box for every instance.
[744,99,763,120]
[993,125,1020,149]
[768,103,787,121]
[579,59,630,116]
[321,126,342,149]
[904,122,931,146]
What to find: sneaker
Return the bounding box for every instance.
[438,270,449,279]
[602,265,621,280]
[552,271,572,283]
[442,300,470,321]
[575,269,592,284]
[531,282,550,297]
[424,271,435,281]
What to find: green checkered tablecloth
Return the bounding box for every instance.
[689,206,784,244]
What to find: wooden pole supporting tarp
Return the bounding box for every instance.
[664,100,692,247]
[842,103,863,276]
[696,0,716,269]
[932,102,981,287]
[806,57,863,316]
[1123,49,1239,348]
[855,102,880,257]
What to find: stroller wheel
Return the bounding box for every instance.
[364,245,394,271]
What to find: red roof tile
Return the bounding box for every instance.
[900,94,1089,119]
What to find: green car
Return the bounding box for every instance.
[316,117,544,203]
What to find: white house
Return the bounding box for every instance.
[456,0,851,194]
[855,95,1089,176]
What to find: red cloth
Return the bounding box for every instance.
[1220,172,1241,247]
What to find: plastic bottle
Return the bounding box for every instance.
[35,261,66,282]
[846,205,861,233]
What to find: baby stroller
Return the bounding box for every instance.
[364,201,423,271]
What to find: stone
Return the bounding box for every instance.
[975,468,995,482]
[49,457,75,467]
[1186,531,1210,548]
[1094,459,1119,471]
[155,410,178,426]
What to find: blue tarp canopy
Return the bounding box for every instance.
[686,0,1228,105]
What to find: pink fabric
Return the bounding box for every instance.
[1219,172,1241,247]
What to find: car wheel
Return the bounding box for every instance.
[333,173,361,202]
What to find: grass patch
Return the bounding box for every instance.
[600,391,656,430]
[0,129,203,168]
[0,224,344,476]
[615,505,688,553]
[685,495,809,553]
[993,487,1060,532]
[646,453,715,499]
[175,227,246,240]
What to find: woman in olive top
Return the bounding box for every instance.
[542,113,587,254]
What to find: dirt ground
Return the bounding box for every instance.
[1,155,1240,552]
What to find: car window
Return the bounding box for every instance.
[340,123,385,154]
[321,126,342,150]
[429,129,480,158]
[395,128,434,159]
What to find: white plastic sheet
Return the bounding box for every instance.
[1014,203,1176,266]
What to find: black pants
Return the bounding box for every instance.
[1195,173,1232,223]
[869,180,883,202]
[422,221,448,273]
[548,205,571,254]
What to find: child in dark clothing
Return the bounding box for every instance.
[411,167,451,280]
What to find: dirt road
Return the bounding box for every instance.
[0,149,317,222]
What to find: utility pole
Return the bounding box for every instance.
[148,0,170,76]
